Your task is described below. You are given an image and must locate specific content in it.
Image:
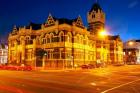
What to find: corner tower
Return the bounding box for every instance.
[87,3,105,35]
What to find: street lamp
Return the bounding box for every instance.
[97,29,107,67]
[128,41,134,46]
[34,56,36,70]
[69,55,74,69]
[98,29,107,37]
[43,52,47,70]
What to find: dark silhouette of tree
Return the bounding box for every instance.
[35,48,47,58]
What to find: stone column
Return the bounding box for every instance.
[59,49,61,59]
[21,40,25,64]
[8,43,11,64]
[14,41,18,64]
[33,39,36,68]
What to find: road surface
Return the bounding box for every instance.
[0,65,140,93]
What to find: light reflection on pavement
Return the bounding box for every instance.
[0,65,140,93]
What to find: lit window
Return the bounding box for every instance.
[129,52,131,55]
[123,52,125,55]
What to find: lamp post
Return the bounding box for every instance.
[84,39,86,65]
[34,56,36,70]
[43,52,47,70]
[71,56,74,69]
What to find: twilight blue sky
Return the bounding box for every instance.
[0,0,140,42]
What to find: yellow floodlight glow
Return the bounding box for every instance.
[99,29,107,37]
[128,41,134,46]
[100,31,106,36]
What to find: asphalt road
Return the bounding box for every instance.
[0,65,140,93]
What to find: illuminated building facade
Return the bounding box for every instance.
[124,40,140,64]
[0,43,8,65]
[8,3,123,69]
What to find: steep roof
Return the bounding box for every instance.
[12,15,84,32]
[90,3,102,12]
[135,40,140,42]
[26,22,42,30]
[0,43,7,49]
[58,18,76,25]
[52,17,77,25]
[108,35,120,40]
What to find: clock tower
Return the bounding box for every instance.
[87,3,105,35]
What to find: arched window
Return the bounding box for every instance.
[46,35,50,43]
[25,36,30,44]
[20,36,24,44]
[80,35,83,44]
[77,34,80,43]
[74,36,77,43]
[67,32,72,42]
[42,38,46,44]
[59,31,64,42]
[36,36,40,44]
[50,33,54,43]
[40,33,44,44]
[84,36,88,45]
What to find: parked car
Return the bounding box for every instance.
[81,65,89,69]
[23,66,32,71]
[88,64,96,69]
[0,65,32,71]
[81,64,96,69]
[0,65,3,70]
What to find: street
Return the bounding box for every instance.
[0,65,140,93]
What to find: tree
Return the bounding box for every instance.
[35,48,47,58]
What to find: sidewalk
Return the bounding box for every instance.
[37,65,140,73]
[39,68,83,72]
[90,64,140,76]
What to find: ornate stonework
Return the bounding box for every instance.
[8,3,123,69]
[0,44,8,65]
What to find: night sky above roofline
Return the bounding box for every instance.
[0,0,140,43]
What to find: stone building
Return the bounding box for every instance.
[8,3,123,69]
[0,43,8,65]
[124,40,140,64]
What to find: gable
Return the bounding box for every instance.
[75,16,84,28]
[45,13,55,27]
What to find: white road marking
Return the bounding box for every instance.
[90,82,97,86]
[101,78,140,93]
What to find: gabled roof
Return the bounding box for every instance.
[75,16,84,28]
[12,14,85,32]
[52,16,84,27]
[108,35,120,40]
[45,13,78,26]
[135,40,140,42]
[0,43,7,49]
[56,18,76,25]
[26,22,42,30]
